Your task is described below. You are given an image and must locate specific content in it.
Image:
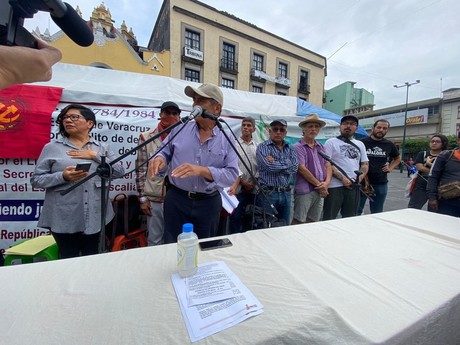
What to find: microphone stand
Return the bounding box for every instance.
[212,118,279,229]
[60,112,199,253]
[320,153,372,216]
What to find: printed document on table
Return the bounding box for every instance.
[171,261,264,342]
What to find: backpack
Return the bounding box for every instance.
[105,194,142,250]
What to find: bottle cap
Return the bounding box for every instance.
[182,223,193,233]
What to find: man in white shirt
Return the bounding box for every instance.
[323,115,369,220]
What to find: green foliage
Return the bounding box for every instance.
[403,135,458,159]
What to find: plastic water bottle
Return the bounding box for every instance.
[177,223,198,278]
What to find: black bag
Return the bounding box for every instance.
[105,194,141,248]
[245,204,286,229]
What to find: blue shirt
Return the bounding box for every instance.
[157,121,239,193]
[256,138,298,188]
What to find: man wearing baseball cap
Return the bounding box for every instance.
[135,101,181,245]
[322,114,369,220]
[292,114,332,224]
[256,118,298,226]
[149,83,238,242]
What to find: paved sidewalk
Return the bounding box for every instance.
[361,170,423,215]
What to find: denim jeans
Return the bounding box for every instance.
[257,190,291,226]
[358,182,388,214]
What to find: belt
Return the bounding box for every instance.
[171,185,219,200]
[261,185,291,192]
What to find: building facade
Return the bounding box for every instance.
[356,98,442,153]
[323,81,375,116]
[148,0,327,106]
[441,88,460,135]
[36,3,171,76]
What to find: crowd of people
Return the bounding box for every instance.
[3,42,458,260]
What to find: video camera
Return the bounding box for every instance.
[0,0,94,48]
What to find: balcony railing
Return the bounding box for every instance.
[220,58,238,74]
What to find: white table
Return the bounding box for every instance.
[1,209,459,344]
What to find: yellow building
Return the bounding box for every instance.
[36,3,170,76]
[149,0,327,106]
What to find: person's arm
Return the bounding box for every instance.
[427,152,447,210]
[0,39,61,89]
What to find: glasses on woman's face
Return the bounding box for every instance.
[431,139,442,144]
[62,114,83,121]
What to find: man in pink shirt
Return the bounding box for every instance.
[292,114,332,223]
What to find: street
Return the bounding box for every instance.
[361,170,419,215]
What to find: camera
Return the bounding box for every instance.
[0,0,94,48]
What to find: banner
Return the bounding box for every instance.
[0,85,63,158]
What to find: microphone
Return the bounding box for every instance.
[189,105,221,121]
[47,1,94,47]
[318,150,332,162]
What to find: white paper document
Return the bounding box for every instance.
[219,187,239,214]
[171,261,264,342]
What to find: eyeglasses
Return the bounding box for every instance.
[431,140,442,143]
[271,127,286,133]
[62,114,83,121]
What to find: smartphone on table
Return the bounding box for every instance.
[75,162,92,172]
[199,238,233,251]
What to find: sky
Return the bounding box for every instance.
[22,0,460,110]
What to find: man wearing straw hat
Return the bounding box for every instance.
[292,114,332,223]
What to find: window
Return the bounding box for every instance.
[222,78,235,89]
[278,62,288,78]
[299,70,309,94]
[185,68,200,82]
[222,43,236,70]
[185,29,200,50]
[252,85,263,93]
[253,53,264,71]
[277,91,287,96]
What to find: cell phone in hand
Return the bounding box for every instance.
[75,162,92,172]
[199,238,233,251]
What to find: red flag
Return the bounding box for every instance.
[0,84,63,158]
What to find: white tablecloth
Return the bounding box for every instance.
[1,209,460,344]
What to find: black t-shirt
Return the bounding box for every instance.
[360,137,399,184]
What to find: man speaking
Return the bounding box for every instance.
[149,83,238,243]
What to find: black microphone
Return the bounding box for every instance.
[48,1,94,47]
[318,150,332,162]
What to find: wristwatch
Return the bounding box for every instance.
[139,196,149,203]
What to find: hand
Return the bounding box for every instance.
[62,166,88,181]
[67,146,97,160]
[342,177,352,188]
[314,181,328,194]
[381,164,391,173]
[140,201,152,216]
[266,155,275,163]
[0,39,62,89]
[425,157,434,167]
[227,186,236,196]
[148,157,165,178]
[171,163,202,178]
[428,199,438,211]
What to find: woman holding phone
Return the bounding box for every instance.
[31,105,124,258]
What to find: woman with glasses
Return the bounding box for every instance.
[31,105,124,259]
[408,134,448,211]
